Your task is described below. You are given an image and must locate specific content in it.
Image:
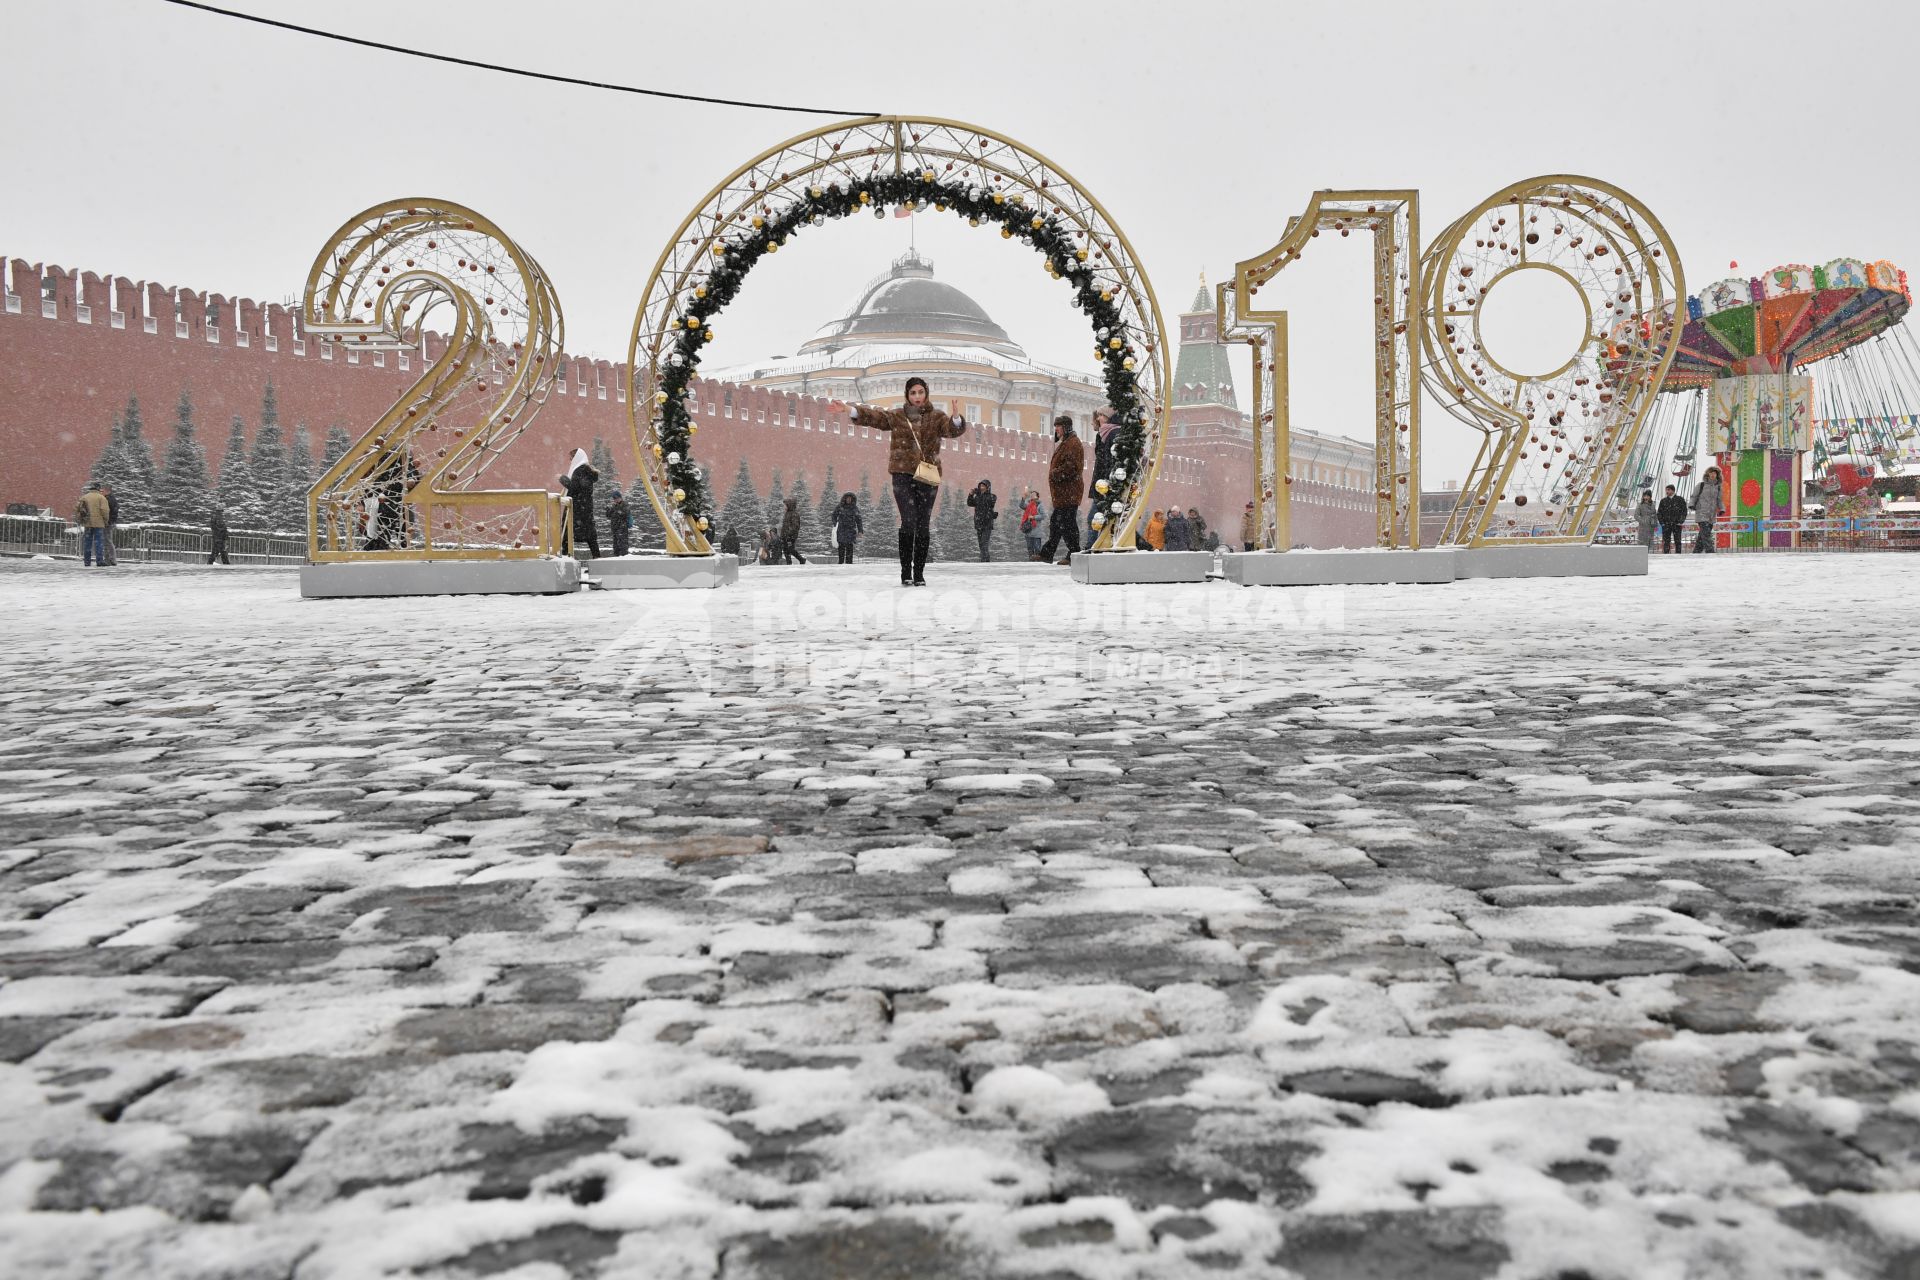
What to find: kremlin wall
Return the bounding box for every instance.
[0,254,1377,548]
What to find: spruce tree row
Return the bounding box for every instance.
[85,380,345,533]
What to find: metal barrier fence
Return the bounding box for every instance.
[0,516,307,566]
[1593,517,1920,552]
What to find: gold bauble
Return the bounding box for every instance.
[1123,358,1135,370]
[992,193,1005,205]
[672,488,685,503]
[652,444,663,457]
[693,286,707,299]
[1031,216,1043,229]
[654,391,668,404]
[697,516,710,530]
[1108,338,1122,350]
[766,242,778,254]
[704,329,714,341]
[1001,228,1013,239]
[1095,479,1110,495]
[858,191,872,204]
[751,215,764,229]
[1100,289,1113,302]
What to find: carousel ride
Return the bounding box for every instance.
[1622,257,1918,545]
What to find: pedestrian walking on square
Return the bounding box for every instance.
[207,507,230,565]
[720,526,741,558]
[1187,507,1208,552]
[1657,485,1687,554]
[76,483,109,567]
[967,479,998,562]
[1164,507,1191,552]
[1036,414,1084,564]
[101,483,119,565]
[1241,500,1257,551]
[606,492,632,558]
[1634,491,1657,549]
[1019,489,1044,557]
[830,492,863,564]
[830,376,965,586]
[1144,509,1167,550]
[558,448,600,559]
[780,497,807,564]
[1692,468,1723,553]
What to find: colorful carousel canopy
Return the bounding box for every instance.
[1660,259,1910,391]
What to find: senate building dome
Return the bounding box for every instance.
[799,251,1024,359]
[707,248,1104,436]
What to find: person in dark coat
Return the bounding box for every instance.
[720,526,741,558]
[832,377,966,586]
[207,507,230,565]
[966,479,997,562]
[1037,415,1084,564]
[779,497,807,564]
[1656,485,1687,554]
[830,493,863,564]
[606,492,632,558]
[558,449,600,558]
[1087,408,1116,543]
[1633,491,1657,549]
[1186,507,1208,552]
[1163,508,1190,552]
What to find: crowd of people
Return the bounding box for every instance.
[1633,468,1724,554]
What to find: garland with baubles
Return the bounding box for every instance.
[650,170,1153,535]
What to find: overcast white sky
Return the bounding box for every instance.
[7,0,1915,482]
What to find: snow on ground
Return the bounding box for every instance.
[0,552,1917,1279]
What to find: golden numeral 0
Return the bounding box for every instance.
[301,200,567,561]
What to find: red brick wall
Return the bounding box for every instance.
[0,255,1309,541]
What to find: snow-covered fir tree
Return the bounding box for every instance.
[155,387,212,523]
[933,483,973,561]
[286,424,316,529]
[860,471,896,556]
[716,459,762,550]
[762,469,785,538]
[786,472,825,556]
[249,381,291,531]
[624,478,664,551]
[91,393,159,520]
[814,465,840,543]
[215,415,268,529]
[589,436,621,500]
[321,424,352,475]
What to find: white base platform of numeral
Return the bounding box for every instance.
[588,553,739,590]
[1453,544,1647,578]
[1068,550,1213,584]
[1221,544,1647,587]
[299,557,583,599]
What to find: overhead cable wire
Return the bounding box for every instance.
[160,0,880,118]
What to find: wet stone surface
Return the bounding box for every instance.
[2,556,1918,1278]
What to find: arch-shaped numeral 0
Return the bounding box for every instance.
[1422,178,1682,544]
[1226,192,1422,548]
[627,116,1173,555]
[302,200,566,560]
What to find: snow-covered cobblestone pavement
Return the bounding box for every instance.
[2,553,1918,1279]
